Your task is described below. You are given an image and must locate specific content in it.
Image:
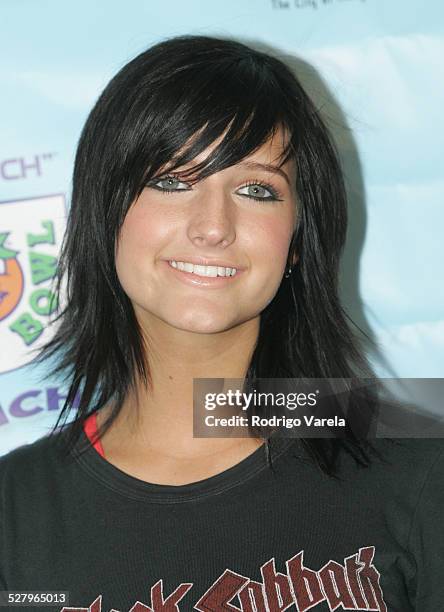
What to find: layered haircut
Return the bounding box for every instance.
[32,34,382,476]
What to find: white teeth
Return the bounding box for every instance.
[194,265,206,276]
[206,266,218,277]
[169,261,237,277]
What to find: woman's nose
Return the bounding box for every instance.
[187,190,236,248]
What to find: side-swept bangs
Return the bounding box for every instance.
[95,36,304,234]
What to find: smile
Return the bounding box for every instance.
[169,260,237,277]
[163,260,244,288]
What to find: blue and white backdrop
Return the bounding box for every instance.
[1,0,443,455]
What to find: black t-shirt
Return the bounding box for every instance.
[1,426,444,612]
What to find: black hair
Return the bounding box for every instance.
[31,34,384,477]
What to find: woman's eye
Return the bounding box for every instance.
[149,176,191,191]
[237,183,281,202]
[148,175,282,202]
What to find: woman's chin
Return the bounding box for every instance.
[134,302,257,335]
[168,313,239,335]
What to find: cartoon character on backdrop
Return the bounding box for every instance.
[0,232,24,322]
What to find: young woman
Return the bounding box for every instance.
[0,34,443,612]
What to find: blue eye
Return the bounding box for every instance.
[147,174,283,202]
[237,181,281,202]
[149,175,191,192]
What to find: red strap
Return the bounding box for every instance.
[83,412,105,458]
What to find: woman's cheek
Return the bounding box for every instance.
[115,223,151,296]
[255,218,294,270]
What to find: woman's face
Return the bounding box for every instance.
[115,126,298,335]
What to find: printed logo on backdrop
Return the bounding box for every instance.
[0,153,56,181]
[0,194,66,374]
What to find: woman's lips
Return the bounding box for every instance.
[162,259,245,288]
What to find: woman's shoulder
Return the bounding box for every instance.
[370,436,444,465]
[370,438,444,567]
[0,428,75,491]
[343,437,444,481]
[334,437,444,516]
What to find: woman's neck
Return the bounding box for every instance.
[97,313,262,461]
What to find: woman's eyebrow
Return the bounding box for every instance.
[239,161,290,185]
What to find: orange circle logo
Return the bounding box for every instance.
[0,233,24,322]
